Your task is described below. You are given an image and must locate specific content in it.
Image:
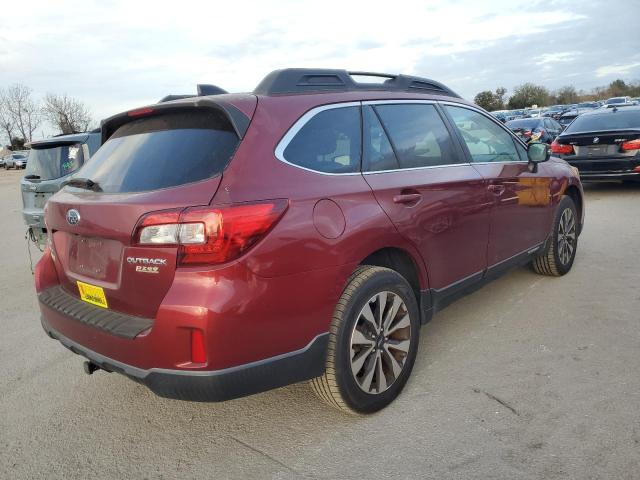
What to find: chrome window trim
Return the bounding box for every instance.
[274,101,362,176]
[362,99,437,106]
[363,163,472,175]
[273,99,532,177]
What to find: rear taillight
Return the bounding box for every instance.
[133,200,288,266]
[621,139,640,151]
[551,140,573,155]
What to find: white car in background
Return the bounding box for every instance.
[3,152,28,169]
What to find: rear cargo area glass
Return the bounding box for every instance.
[26,144,84,180]
[74,110,238,193]
[565,111,640,133]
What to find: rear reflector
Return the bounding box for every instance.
[191,329,207,363]
[551,140,573,155]
[621,139,640,151]
[133,200,289,266]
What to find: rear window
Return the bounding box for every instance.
[564,110,640,133]
[26,143,85,180]
[73,110,238,193]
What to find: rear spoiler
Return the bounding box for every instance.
[101,96,252,143]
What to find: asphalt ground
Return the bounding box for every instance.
[1,169,639,479]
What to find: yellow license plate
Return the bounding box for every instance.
[77,281,108,309]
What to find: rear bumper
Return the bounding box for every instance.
[35,248,351,401]
[41,316,328,402]
[566,157,640,181]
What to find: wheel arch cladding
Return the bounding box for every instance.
[359,247,423,300]
[564,185,583,234]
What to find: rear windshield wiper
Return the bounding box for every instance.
[65,177,102,192]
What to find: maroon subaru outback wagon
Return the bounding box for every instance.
[35,69,584,413]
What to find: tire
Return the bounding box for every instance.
[311,266,420,414]
[532,195,578,276]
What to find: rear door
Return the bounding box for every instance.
[443,104,553,266]
[362,101,490,292]
[45,107,247,319]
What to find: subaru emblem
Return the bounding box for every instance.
[66,209,80,226]
[593,137,599,144]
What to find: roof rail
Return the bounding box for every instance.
[253,68,460,98]
[158,84,228,103]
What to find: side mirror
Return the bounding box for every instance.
[527,142,550,173]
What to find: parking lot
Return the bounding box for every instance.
[0,168,638,479]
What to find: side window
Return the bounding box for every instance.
[363,106,399,171]
[282,106,361,173]
[374,104,459,169]
[445,105,520,163]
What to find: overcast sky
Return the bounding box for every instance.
[1,0,639,138]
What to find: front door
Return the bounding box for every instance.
[443,105,554,266]
[361,102,491,293]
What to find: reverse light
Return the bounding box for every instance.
[551,140,573,155]
[621,139,640,151]
[133,200,289,266]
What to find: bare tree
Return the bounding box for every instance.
[43,93,93,134]
[0,88,15,147]
[4,83,41,142]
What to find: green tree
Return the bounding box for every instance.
[555,86,579,105]
[474,90,499,110]
[495,87,507,108]
[474,87,507,111]
[507,83,550,109]
[608,79,628,97]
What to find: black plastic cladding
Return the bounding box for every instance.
[253,68,461,97]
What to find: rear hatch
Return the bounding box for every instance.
[45,99,255,319]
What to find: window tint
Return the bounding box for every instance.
[74,110,239,193]
[446,106,520,163]
[374,104,458,169]
[362,106,398,171]
[283,106,361,173]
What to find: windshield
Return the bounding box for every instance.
[506,119,542,129]
[25,144,84,180]
[564,110,640,133]
[73,109,239,193]
[606,97,627,105]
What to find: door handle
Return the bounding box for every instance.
[393,193,422,205]
[487,184,506,196]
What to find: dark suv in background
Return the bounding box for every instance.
[35,69,584,413]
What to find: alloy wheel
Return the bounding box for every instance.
[349,291,412,394]
[557,207,576,265]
